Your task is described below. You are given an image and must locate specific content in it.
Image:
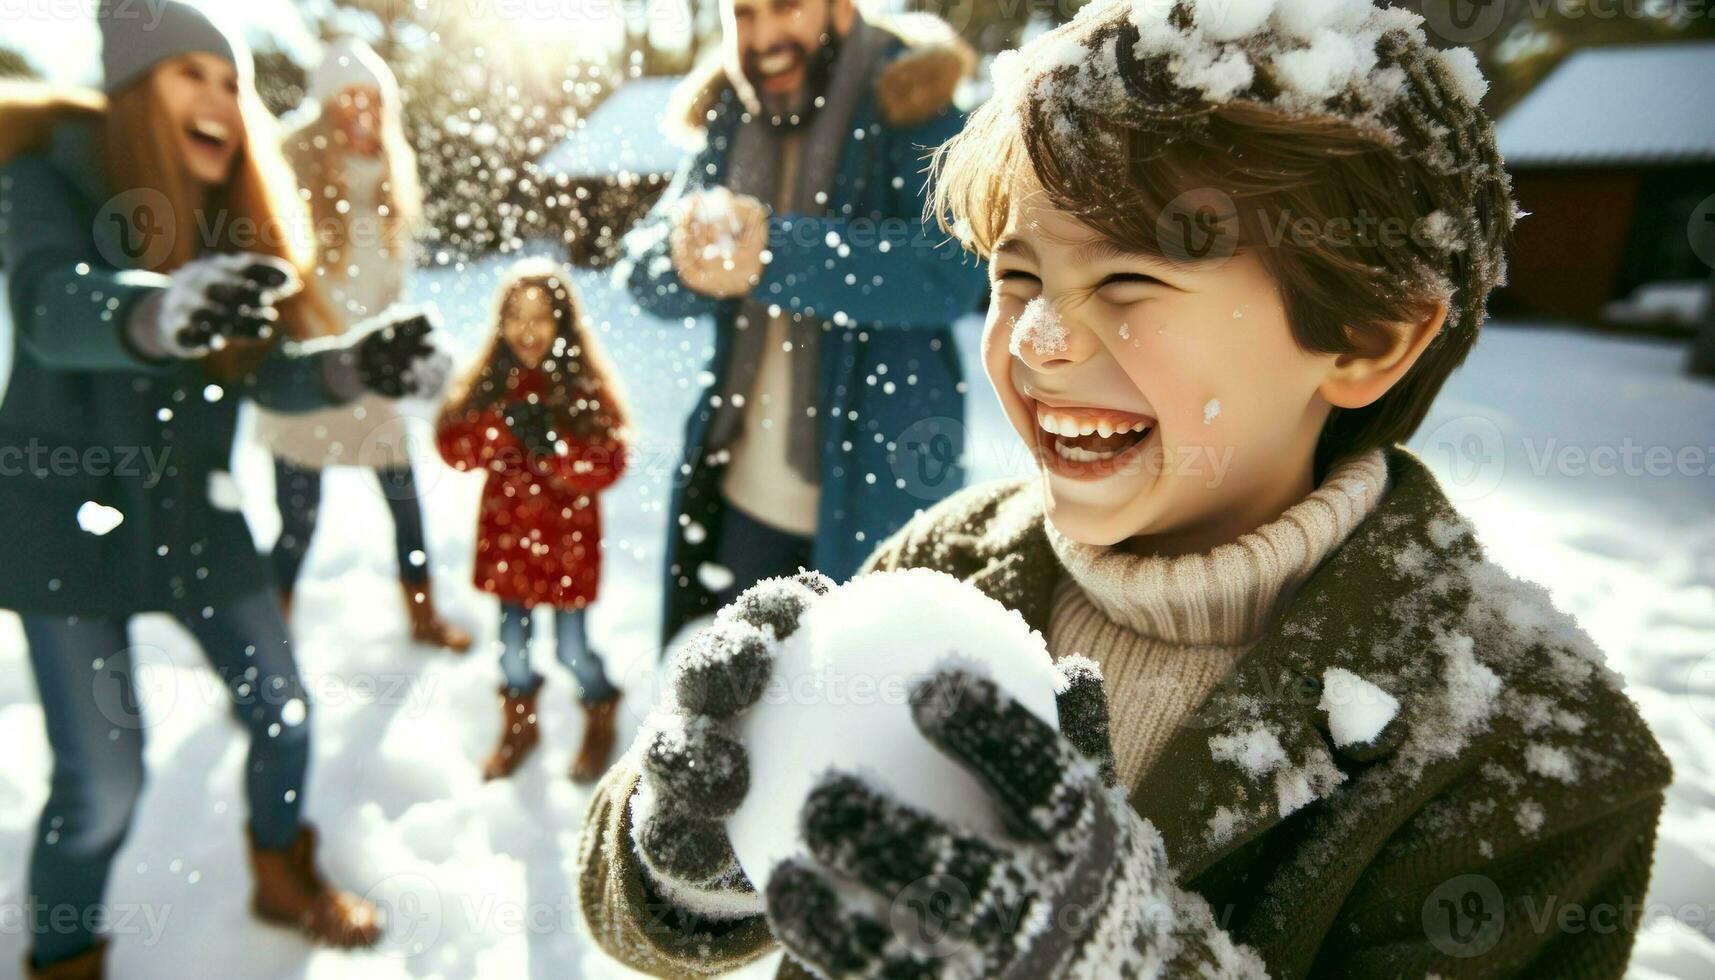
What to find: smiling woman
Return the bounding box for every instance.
[153,52,243,184]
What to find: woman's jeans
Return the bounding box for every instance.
[497,603,617,704]
[19,589,310,965]
[273,458,430,590]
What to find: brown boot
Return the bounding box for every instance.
[483,678,544,781]
[24,943,106,980]
[248,824,381,949]
[402,580,472,652]
[570,692,622,785]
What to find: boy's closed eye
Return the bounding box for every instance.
[991,268,1171,308]
[1092,271,1168,305]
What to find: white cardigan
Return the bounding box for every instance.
[254,155,415,471]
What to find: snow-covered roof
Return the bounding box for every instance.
[1496,42,1715,166]
[535,76,685,180]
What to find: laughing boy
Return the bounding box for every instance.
[579,2,1672,977]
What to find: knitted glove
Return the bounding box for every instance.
[503,400,559,458]
[345,308,452,398]
[128,253,301,359]
[630,571,835,920]
[763,663,1254,979]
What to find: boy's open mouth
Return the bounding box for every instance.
[1032,401,1156,479]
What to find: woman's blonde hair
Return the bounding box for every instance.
[285,90,422,293]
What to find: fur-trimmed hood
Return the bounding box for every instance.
[0,82,105,172]
[669,11,976,136]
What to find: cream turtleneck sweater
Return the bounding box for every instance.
[1046,450,1390,788]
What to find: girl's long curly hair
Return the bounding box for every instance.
[440,259,631,445]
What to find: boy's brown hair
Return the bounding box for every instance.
[930,2,1516,474]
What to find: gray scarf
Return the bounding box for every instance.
[705,15,894,484]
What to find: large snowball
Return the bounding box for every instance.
[1193,0,1278,41]
[725,569,1062,893]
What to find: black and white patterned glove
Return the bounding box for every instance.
[128,253,301,359]
[629,571,835,920]
[503,400,559,457]
[763,662,1260,980]
[346,308,452,398]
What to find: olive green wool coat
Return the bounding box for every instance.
[577,448,1671,979]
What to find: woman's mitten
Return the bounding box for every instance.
[128,253,301,359]
[348,309,452,397]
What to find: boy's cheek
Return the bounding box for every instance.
[980,314,1024,405]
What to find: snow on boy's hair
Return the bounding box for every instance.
[931,0,1516,473]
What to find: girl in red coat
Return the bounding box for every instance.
[437,260,629,783]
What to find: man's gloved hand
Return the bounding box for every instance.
[129,253,301,359]
[761,660,1246,980]
[668,188,769,299]
[503,400,559,458]
[629,571,835,920]
[346,308,452,398]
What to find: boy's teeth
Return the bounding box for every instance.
[1054,441,1124,463]
[1035,408,1148,437]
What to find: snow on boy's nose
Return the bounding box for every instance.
[1008,296,1095,369]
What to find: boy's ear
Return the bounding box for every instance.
[1319,302,1448,410]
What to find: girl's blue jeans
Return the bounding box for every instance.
[496,602,617,704]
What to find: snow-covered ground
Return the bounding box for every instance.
[1,250,1712,977]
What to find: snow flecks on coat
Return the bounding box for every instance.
[1209,725,1287,780]
[1203,716,1346,844]
[1523,742,1580,784]
[1260,486,1664,916]
[1318,667,1399,748]
[1515,800,1547,836]
[1418,630,1503,767]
